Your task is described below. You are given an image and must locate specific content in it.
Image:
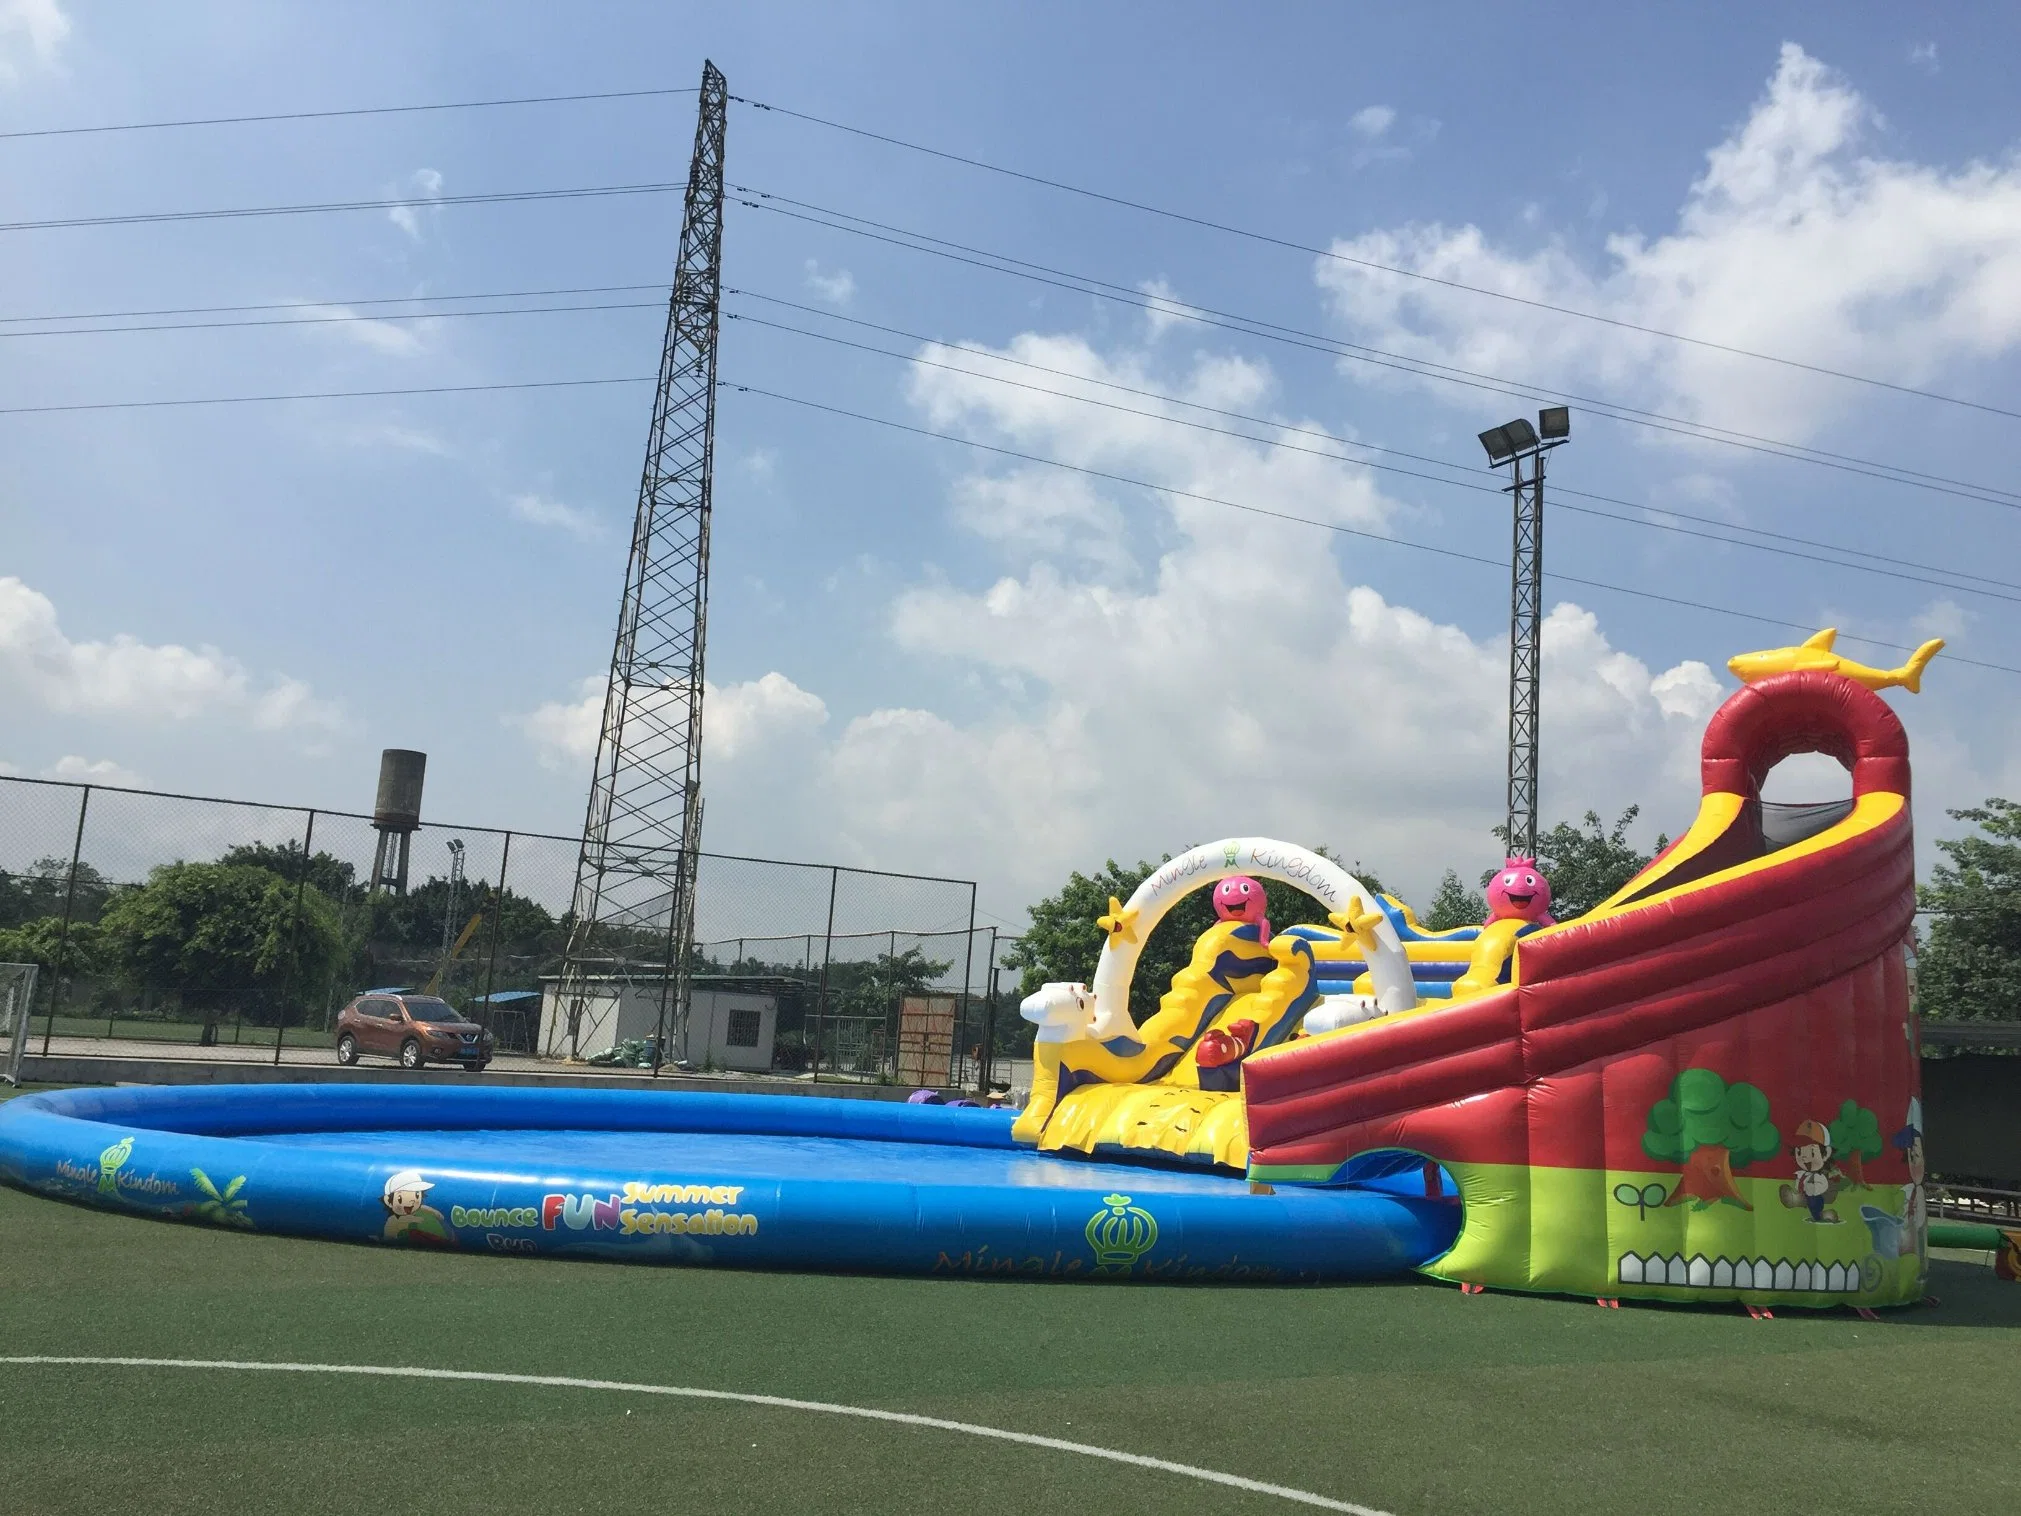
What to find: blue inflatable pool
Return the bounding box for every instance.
[0,1085,1460,1283]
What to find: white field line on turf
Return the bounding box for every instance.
[1,1355,1390,1514]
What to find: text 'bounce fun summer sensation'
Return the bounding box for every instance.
[0,635,1936,1306]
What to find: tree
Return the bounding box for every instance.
[1642,1068,1781,1210]
[1491,807,1665,920]
[1424,869,1485,931]
[0,916,105,976]
[1826,1098,1881,1189]
[1915,798,2021,1023]
[1006,853,1352,1019]
[99,861,343,1025]
[219,841,356,899]
[0,857,113,929]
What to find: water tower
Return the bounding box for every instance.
[369,749,427,894]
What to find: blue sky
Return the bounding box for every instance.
[5,3,2020,927]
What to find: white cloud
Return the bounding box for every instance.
[508,493,603,540]
[803,260,856,306]
[741,448,778,482]
[388,169,444,241]
[1346,104,1415,168]
[1315,44,2021,441]
[710,672,829,761]
[1137,278,1191,339]
[1908,41,1939,74]
[293,301,426,357]
[1649,660,1722,720]
[44,755,144,787]
[0,577,340,731]
[903,329,1390,546]
[550,326,1715,909]
[516,672,828,772]
[517,676,603,770]
[0,0,67,82]
[948,469,1133,575]
[346,422,452,455]
[1349,105,1396,140]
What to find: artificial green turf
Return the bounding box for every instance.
[0,1184,2016,1516]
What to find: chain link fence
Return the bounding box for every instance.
[0,774,1003,1090]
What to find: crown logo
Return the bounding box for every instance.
[1222,844,1241,866]
[1084,1192,1158,1275]
[97,1136,133,1197]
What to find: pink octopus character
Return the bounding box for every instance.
[1485,857,1555,927]
[1212,875,1271,944]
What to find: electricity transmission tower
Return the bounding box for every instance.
[1478,408,1570,861]
[555,61,727,1065]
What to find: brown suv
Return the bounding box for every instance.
[335,991,493,1072]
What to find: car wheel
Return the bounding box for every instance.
[336,1033,358,1066]
[398,1038,424,1070]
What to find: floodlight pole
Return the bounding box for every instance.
[1480,414,1569,861]
[1503,445,1550,860]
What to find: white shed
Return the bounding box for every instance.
[537,974,777,1070]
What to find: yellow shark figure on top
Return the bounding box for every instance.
[1727,628,1943,694]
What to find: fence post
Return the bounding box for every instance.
[960,883,977,1093]
[478,831,512,1046]
[273,809,316,1066]
[886,928,898,1082]
[39,784,91,1057]
[649,854,682,1079]
[811,867,838,1082]
[977,926,998,1098]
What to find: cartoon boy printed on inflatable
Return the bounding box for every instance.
[381,1168,453,1247]
[1779,1120,1842,1224]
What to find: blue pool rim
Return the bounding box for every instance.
[0,1084,1460,1284]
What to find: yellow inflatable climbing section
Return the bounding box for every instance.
[1019,921,1320,1169]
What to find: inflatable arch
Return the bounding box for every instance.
[1082,838,1415,1040]
[1012,839,1413,1168]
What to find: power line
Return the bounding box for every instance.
[735,189,2021,512]
[722,300,2021,603]
[16,76,2005,425]
[729,289,2021,593]
[0,298,664,338]
[0,181,683,234]
[720,379,2021,678]
[0,375,652,415]
[733,94,2021,426]
[0,283,668,324]
[6,266,2014,599]
[0,347,2002,669]
[18,157,2016,512]
[1,87,700,141]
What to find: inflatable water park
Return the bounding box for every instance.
[0,636,1945,1308]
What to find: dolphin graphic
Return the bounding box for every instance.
[1726,628,1943,694]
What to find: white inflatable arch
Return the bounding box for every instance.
[1082,837,1417,1041]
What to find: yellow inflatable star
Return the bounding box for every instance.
[1328,895,1386,955]
[1096,896,1140,945]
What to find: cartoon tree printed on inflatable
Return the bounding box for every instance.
[1642,1069,1780,1210]
[1826,1099,1882,1188]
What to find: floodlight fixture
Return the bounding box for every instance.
[1538,406,1571,440]
[1478,415,1540,465]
